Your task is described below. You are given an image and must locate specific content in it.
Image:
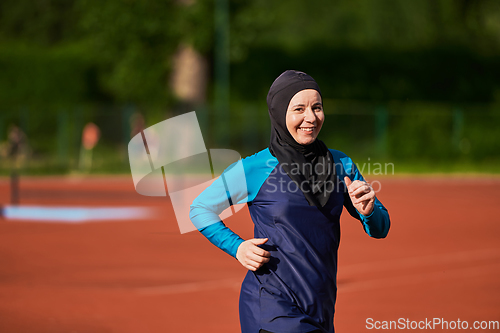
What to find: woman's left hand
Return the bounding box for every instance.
[344,176,375,216]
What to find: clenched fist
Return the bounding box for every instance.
[344,176,376,216]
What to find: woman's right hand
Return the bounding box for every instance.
[236,238,271,271]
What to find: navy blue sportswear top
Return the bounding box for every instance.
[190,148,390,333]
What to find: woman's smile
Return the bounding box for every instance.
[299,127,315,132]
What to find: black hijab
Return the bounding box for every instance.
[267,70,337,208]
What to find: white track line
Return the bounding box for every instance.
[136,278,241,295]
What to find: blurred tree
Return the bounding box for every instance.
[229,0,500,103]
[1,0,500,105]
[76,0,183,104]
[234,0,500,53]
[169,0,212,112]
[0,0,79,45]
[1,0,500,170]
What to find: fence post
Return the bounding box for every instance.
[243,104,256,154]
[122,104,135,147]
[213,0,230,147]
[375,106,389,156]
[452,107,464,152]
[196,104,210,145]
[74,106,84,170]
[57,110,69,166]
[0,111,4,143]
[20,107,29,138]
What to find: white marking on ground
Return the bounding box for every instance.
[2,205,154,223]
[136,278,241,295]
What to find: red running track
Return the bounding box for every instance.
[0,175,499,332]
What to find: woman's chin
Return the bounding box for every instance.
[296,136,316,145]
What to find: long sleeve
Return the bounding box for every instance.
[190,149,279,258]
[198,222,244,258]
[189,159,249,258]
[352,196,390,239]
[332,150,391,239]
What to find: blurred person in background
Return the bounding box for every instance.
[1,124,29,168]
[191,70,390,333]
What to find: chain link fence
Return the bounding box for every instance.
[1,100,499,175]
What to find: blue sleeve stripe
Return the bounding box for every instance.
[357,198,390,238]
[199,221,245,258]
[330,149,391,239]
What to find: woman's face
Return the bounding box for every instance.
[286,89,324,145]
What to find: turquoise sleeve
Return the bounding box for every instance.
[199,221,245,258]
[331,149,391,239]
[356,199,390,238]
[191,149,278,258]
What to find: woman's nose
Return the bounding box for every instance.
[304,107,316,123]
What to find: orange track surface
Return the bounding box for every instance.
[0,175,499,332]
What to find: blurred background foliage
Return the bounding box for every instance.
[0,0,499,174]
